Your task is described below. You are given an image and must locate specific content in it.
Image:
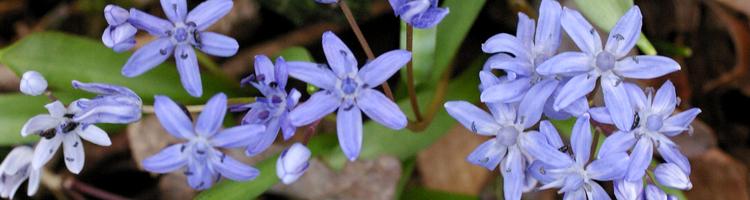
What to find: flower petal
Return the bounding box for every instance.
[586,182,611,200]
[142,144,187,173]
[212,124,265,149]
[652,80,677,115]
[484,54,533,76]
[154,95,195,139]
[358,50,411,87]
[654,163,692,190]
[481,33,530,59]
[186,0,233,31]
[480,77,531,103]
[604,6,642,58]
[661,108,701,137]
[587,152,629,180]
[286,61,338,90]
[197,32,239,57]
[186,162,216,190]
[357,89,407,129]
[160,0,187,22]
[79,125,111,146]
[501,147,525,200]
[561,7,602,54]
[535,0,562,56]
[571,114,592,164]
[614,56,680,79]
[516,13,535,48]
[597,130,636,158]
[563,188,586,200]
[241,122,278,156]
[174,44,203,97]
[554,73,597,110]
[31,136,62,169]
[211,154,259,181]
[289,91,341,126]
[624,82,648,111]
[322,31,358,76]
[62,134,85,174]
[444,101,500,136]
[614,179,643,200]
[276,57,290,88]
[466,139,506,170]
[122,38,174,77]
[409,7,449,29]
[519,131,573,168]
[539,120,564,148]
[626,138,653,181]
[337,106,363,161]
[128,8,173,37]
[602,76,634,131]
[645,184,668,200]
[537,52,593,76]
[519,79,559,128]
[27,167,40,196]
[21,115,60,137]
[656,143,690,175]
[589,107,613,124]
[196,93,227,137]
[45,101,66,117]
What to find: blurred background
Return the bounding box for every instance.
[0,0,747,199]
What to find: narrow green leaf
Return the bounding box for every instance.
[0,32,239,104]
[399,22,438,87]
[401,187,477,200]
[430,0,486,83]
[274,46,314,62]
[573,0,657,55]
[0,94,48,145]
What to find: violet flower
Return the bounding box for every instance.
[0,146,40,199]
[287,31,410,161]
[19,71,47,96]
[142,93,264,190]
[121,0,239,97]
[102,4,136,52]
[388,0,449,29]
[276,143,311,184]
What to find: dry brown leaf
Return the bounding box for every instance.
[686,148,750,200]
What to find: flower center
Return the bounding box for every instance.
[170,23,197,45]
[174,27,188,42]
[341,78,358,95]
[595,51,616,72]
[497,127,520,146]
[645,115,663,132]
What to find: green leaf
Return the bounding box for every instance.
[429,0,486,83]
[0,32,239,104]
[399,22,438,87]
[274,46,314,62]
[573,0,657,55]
[400,187,477,200]
[0,94,48,145]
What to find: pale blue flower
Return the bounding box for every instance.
[314,0,338,4]
[233,55,301,156]
[287,31,410,161]
[121,0,239,97]
[102,4,136,52]
[142,93,264,190]
[19,71,47,96]
[276,143,311,184]
[71,80,142,125]
[654,163,692,190]
[0,146,40,199]
[388,0,449,29]
[645,184,679,200]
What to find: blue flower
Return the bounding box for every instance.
[287,31,410,161]
[102,5,136,53]
[314,0,338,4]
[521,114,630,200]
[19,71,48,96]
[276,143,311,184]
[71,80,142,125]
[21,101,113,174]
[654,163,692,190]
[0,146,40,199]
[593,81,700,181]
[142,93,264,190]
[122,0,239,97]
[232,55,301,156]
[388,0,449,29]
[644,184,679,200]
[537,6,680,131]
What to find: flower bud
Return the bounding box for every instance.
[19,71,47,96]
[276,143,311,184]
[71,80,142,124]
[104,5,129,26]
[654,163,693,190]
[102,5,136,52]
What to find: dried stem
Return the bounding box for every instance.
[406,59,454,132]
[339,0,395,100]
[302,119,322,145]
[63,177,130,200]
[405,26,424,121]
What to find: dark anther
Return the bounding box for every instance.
[339,50,348,56]
[180,144,186,152]
[271,96,282,104]
[558,145,569,153]
[65,157,74,162]
[180,52,189,59]
[631,56,640,64]
[184,170,193,176]
[343,104,355,111]
[196,150,205,155]
[613,34,624,41]
[40,129,56,139]
[62,122,80,133]
[361,83,369,88]
[317,64,328,69]
[177,103,193,121]
[269,81,278,88]
[256,74,266,82]
[73,141,79,148]
[159,48,168,55]
[631,113,640,131]
[220,153,227,163]
[470,121,478,132]
[64,113,75,118]
[589,28,595,34]
[193,30,202,45]
[1,174,5,183]
[166,30,173,37]
[198,182,205,188]
[480,157,489,163]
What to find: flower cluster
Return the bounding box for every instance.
[103,0,239,97]
[0,71,143,198]
[445,0,700,199]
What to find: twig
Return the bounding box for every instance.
[41,168,68,200]
[405,26,423,121]
[339,0,395,100]
[63,177,130,200]
[302,119,322,145]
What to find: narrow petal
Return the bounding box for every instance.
[286,61,338,90]
[160,0,187,22]
[79,125,111,146]
[501,147,525,200]
[589,107,613,124]
[197,32,239,57]
[539,120,564,148]
[614,56,680,79]
[571,114,592,164]
[527,161,556,184]
[560,175,584,193]
[122,38,174,77]
[535,0,562,55]
[128,9,173,37]
[605,6,642,58]
[466,139,506,170]
[480,77,531,103]
[657,143,690,174]
[484,54,533,76]
[561,7,602,54]
[196,93,227,137]
[563,188,586,200]
[654,163,692,190]
[337,106,363,161]
[536,52,593,76]
[186,163,216,190]
[322,31,358,76]
[71,80,139,97]
[586,182,611,200]
[444,101,500,136]
[597,130,636,158]
[626,138,653,181]
[243,121,278,156]
[602,76,635,131]
[62,134,85,174]
[409,7,449,29]
[651,80,677,115]
[554,74,597,110]
[645,185,668,200]
[175,44,203,97]
[274,57,290,89]
[481,33,530,59]
[357,89,407,129]
[32,136,62,169]
[358,50,411,86]
[661,108,701,136]
[516,13,535,48]
[212,124,265,148]
[142,144,187,173]
[186,0,233,31]
[21,115,60,137]
[153,95,195,139]
[519,131,573,168]
[211,154,259,181]
[487,102,517,124]
[45,101,66,117]
[519,79,559,128]
[587,152,629,180]
[27,168,40,196]
[624,82,648,111]
[289,91,341,126]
